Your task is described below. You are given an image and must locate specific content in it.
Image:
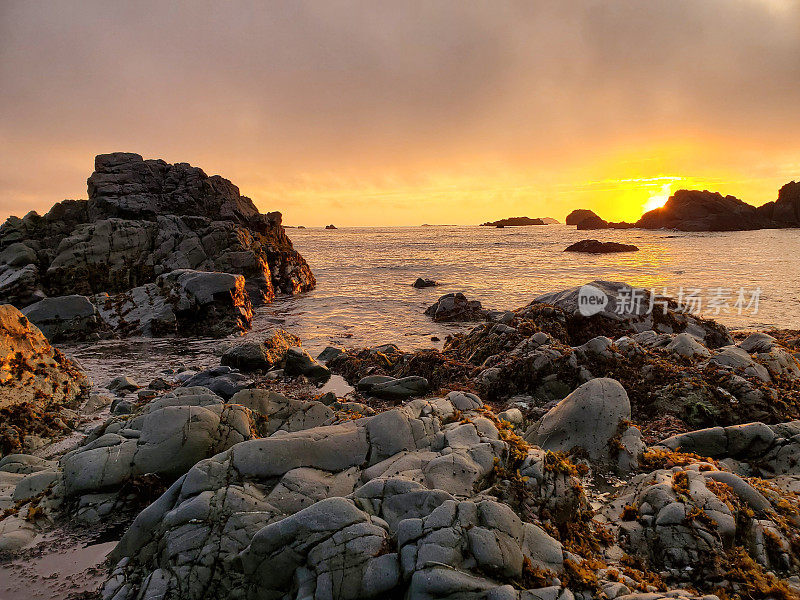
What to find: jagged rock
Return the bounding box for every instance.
[229,389,334,435]
[61,387,257,498]
[399,498,563,580]
[221,330,300,371]
[284,346,331,381]
[756,181,800,226]
[93,269,253,337]
[0,152,315,309]
[612,465,793,579]
[534,280,733,348]
[99,396,522,599]
[425,293,487,322]
[707,346,771,382]
[658,420,800,478]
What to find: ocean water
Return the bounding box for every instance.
[63,224,800,387]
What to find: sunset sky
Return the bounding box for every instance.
[1,1,799,226]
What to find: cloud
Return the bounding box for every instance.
[1,0,799,223]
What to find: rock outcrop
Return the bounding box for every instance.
[636,189,776,231]
[0,305,90,454]
[0,152,315,312]
[565,209,600,226]
[756,180,800,227]
[564,240,639,253]
[22,269,253,340]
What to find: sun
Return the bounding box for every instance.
[642,182,672,212]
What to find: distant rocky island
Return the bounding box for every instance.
[564,239,639,253]
[480,216,558,227]
[0,152,315,339]
[567,183,800,231]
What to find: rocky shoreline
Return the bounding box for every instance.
[1,157,799,600]
[1,278,799,600]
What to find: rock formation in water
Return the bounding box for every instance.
[0,153,315,338]
[636,189,777,231]
[567,181,800,232]
[0,304,90,454]
[565,209,600,225]
[756,180,800,227]
[480,217,545,227]
[424,292,487,322]
[564,240,639,253]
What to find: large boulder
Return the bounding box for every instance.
[524,378,634,461]
[636,189,776,231]
[21,294,106,341]
[0,305,90,454]
[93,269,253,337]
[0,153,315,309]
[221,329,301,371]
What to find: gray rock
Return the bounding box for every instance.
[317,345,344,363]
[21,294,105,341]
[497,408,524,425]
[93,269,253,338]
[665,333,711,358]
[369,376,430,400]
[525,378,631,461]
[182,366,254,399]
[534,280,733,347]
[220,341,273,371]
[283,346,331,381]
[107,376,141,393]
[739,332,778,353]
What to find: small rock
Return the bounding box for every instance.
[413,278,437,288]
[107,376,141,394]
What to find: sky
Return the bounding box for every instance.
[1,0,799,226]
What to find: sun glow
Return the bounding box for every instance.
[642,183,672,213]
